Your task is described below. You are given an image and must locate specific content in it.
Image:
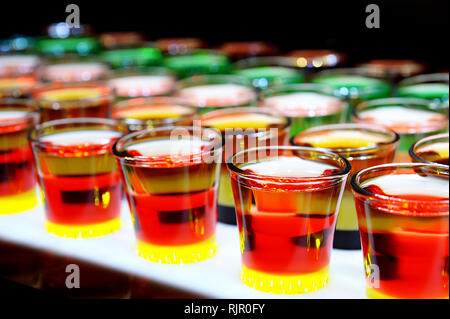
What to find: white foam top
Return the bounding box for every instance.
[0,55,40,69]
[264,92,344,117]
[109,75,175,96]
[359,106,444,124]
[44,62,108,81]
[127,138,211,157]
[0,110,28,121]
[362,174,449,198]
[181,84,251,97]
[41,130,121,146]
[241,156,338,178]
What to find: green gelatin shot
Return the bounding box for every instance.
[162,50,230,78]
[234,66,305,90]
[37,37,100,56]
[397,73,449,103]
[101,47,162,69]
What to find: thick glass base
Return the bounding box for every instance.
[218,205,237,224]
[241,265,329,294]
[0,189,38,215]
[136,236,216,264]
[45,218,121,238]
[333,229,361,249]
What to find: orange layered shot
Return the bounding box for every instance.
[200,107,289,224]
[35,84,113,122]
[110,97,195,132]
[227,146,350,294]
[0,105,38,214]
[410,133,449,165]
[352,163,449,299]
[113,127,222,264]
[292,124,399,249]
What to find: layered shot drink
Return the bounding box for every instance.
[0,99,38,214]
[113,127,222,264]
[100,45,162,69]
[233,57,305,90]
[261,83,347,136]
[40,60,110,83]
[352,98,448,162]
[176,75,257,114]
[292,124,399,249]
[29,118,124,238]
[351,163,449,299]
[107,67,176,101]
[34,82,114,122]
[227,146,350,294]
[199,107,290,224]
[219,41,279,61]
[162,50,230,78]
[110,97,196,132]
[360,60,426,82]
[312,68,391,118]
[156,38,206,55]
[397,73,449,104]
[410,133,449,165]
[0,54,40,98]
[0,75,37,98]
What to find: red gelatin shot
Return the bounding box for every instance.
[29,118,125,238]
[113,126,222,264]
[351,163,449,299]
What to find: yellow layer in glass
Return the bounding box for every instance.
[336,191,359,231]
[296,130,390,149]
[45,218,121,238]
[241,265,329,294]
[136,236,216,264]
[203,113,284,131]
[0,78,35,89]
[119,105,192,119]
[39,88,104,101]
[0,189,38,215]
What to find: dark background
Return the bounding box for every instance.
[0,1,448,69]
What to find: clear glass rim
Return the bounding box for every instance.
[409,133,449,165]
[0,98,37,127]
[397,72,449,87]
[28,117,121,149]
[112,125,223,164]
[109,96,196,125]
[197,105,291,139]
[350,162,449,215]
[260,82,345,100]
[227,145,351,182]
[290,123,400,154]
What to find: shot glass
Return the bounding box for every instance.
[162,49,230,78]
[109,97,196,132]
[99,31,146,49]
[291,123,399,249]
[397,73,449,105]
[0,54,41,77]
[233,56,305,90]
[100,45,162,69]
[198,106,290,224]
[261,83,348,136]
[0,99,39,214]
[39,59,110,83]
[0,55,40,98]
[113,126,222,264]
[359,59,426,82]
[156,38,206,55]
[227,146,350,294]
[107,67,176,101]
[219,41,279,61]
[312,68,391,119]
[176,74,257,114]
[409,133,449,165]
[351,163,449,299]
[33,82,114,122]
[29,118,125,238]
[352,98,448,162]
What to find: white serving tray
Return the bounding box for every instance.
[0,199,366,299]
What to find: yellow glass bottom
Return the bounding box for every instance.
[0,189,38,215]
[46,218,121,239]
[136,236,216,264]
[366,287,449,299]
[241,265,329,294]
